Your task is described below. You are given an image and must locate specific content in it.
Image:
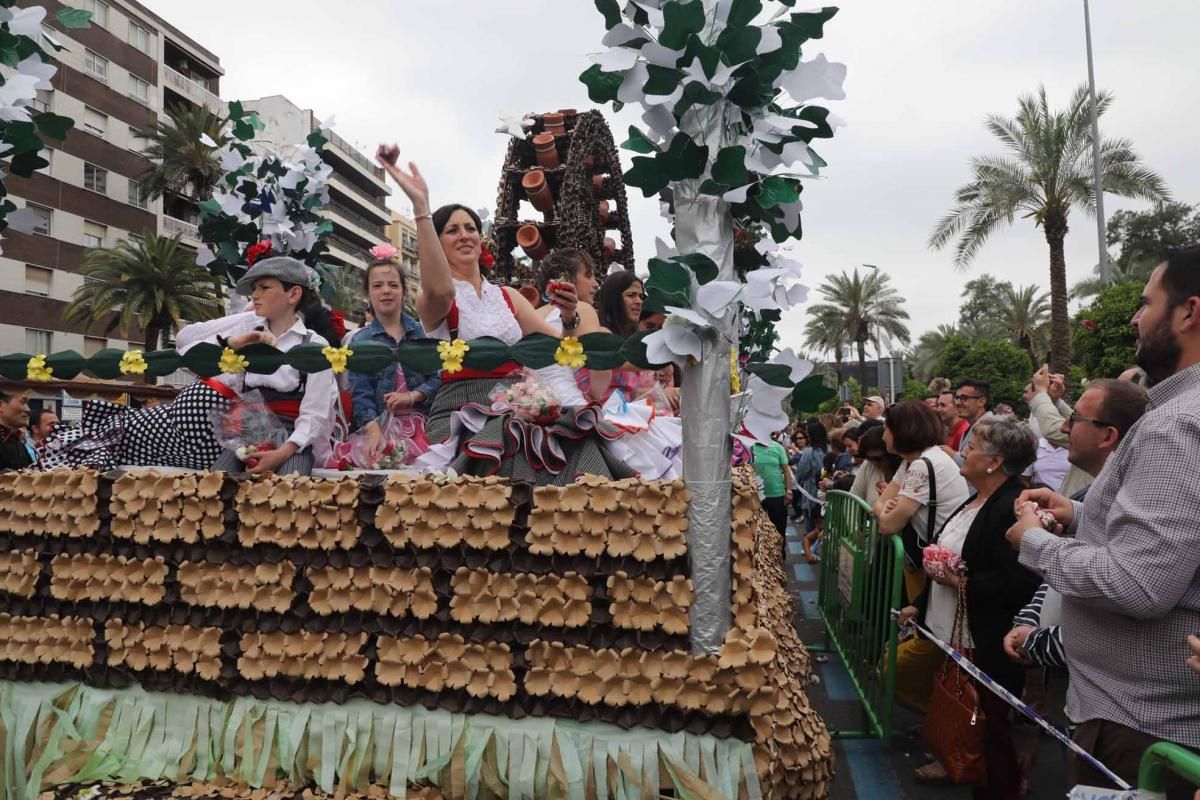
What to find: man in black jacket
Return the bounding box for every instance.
[0,388,32,470]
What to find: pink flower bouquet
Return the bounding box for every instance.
[922,544,966,581]
[1019,501,1058,532]
[491,372,560,424]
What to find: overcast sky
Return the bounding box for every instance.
[149,0,1199,358]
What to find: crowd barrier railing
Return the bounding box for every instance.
[812,490,904,744]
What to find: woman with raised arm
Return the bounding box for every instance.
[375,145,633,484]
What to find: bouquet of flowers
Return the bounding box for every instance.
[922,544,966,582]
[208,390,289,467]
[491,371,560,424]
[328,410,426,471]
[1018,501,1059,532]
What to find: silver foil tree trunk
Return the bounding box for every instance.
[677,94,736,654]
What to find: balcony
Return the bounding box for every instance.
[163,66,222,115]
[329,173,390,225]
[162,215,199,243]
[325,205,387,250]
[325,235,366,269]
[312,121,388,192]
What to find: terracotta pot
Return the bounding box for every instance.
[542,112,565,136]
[558,108,578,128]
[532,134,559,170]
[592,174,606,196]
[604,237,616,258]
[516,225,549,260]
[522,169,554,213]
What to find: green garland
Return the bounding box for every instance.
[0,333,659,382]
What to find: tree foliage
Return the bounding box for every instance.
[1072,281,1142,379]
[934,334,1034,413]
[137,103,229,201]
[1072,201,1200,299]
[805,268,910,392]
[929,84,1169,371]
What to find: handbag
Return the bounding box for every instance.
[922,577,988,785]
[900,456,937,603]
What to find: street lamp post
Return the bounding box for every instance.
[1083,0,1109,284]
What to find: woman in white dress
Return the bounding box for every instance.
[375,145,633,484]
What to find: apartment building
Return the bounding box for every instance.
[241,95,390,272]
[386,211,420,298]
[0,0,223,373]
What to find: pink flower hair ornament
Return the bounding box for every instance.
[369,243,398,261]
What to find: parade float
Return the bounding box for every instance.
[0,1,846,797]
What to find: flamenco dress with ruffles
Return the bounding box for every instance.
[418,278,634,485]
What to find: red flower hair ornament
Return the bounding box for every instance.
[245,241,272,266]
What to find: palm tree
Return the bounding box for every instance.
[322,265,365,317]
[1070,257,1154,300]
[805,268,911,392]
[65,234,226,380]
[137,103,228,201]
[998,284,1050,363]
[802,304,849,385]
[910,324,959,382]
[929,84,1168,371]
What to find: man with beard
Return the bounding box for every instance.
[1006,248,1200,797]
[936,389,968,453]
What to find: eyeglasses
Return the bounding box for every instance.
[954,393,981,402]
[1067,413,1115,431]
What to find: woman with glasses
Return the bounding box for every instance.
[898,415,1041,796]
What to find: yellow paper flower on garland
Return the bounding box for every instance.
[554,336,586,369]
[321,345,352,374]
[25,354,52,382]
[218,347,249,374]
[729,348,741,393]
[437,339,470,374]
[119,350,148,376]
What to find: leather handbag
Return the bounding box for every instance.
[922,578,988,785]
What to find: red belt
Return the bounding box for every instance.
[201,377,300,420]
[201,377,239,400]
[441,362,521,383]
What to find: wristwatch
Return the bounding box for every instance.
[562,311,581,330]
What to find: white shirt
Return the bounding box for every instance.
[891,446,971,544]
[851,460,887,506]
[926,503,980,646]
[426,278,523,345]
[1023,437,1070,492]
[175,311,335,451]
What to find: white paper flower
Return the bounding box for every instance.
[695,280,742,316]
[218,146,245,172]
[6,5,46,38]
[17,55,56,91]
[767,348,813,383]
[778,53,847,103]
[644,315,703,365]
[742,376,792,442]
[592,47,640,71]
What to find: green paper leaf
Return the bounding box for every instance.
[594,0,622,29]
[460,336,512,372]
[343,341,396,375]
[197,198,222,217]
[577,332,627,369]
[660,0,706,49]
[727,0,763,28]
[644,258,693,310]
[44,350,85,380]
[54,7,92,28]
[9,150,47,178]
[306,130,328,149]
[745,362,793,388]
[698,179,729,196]
[681,35,721,79]
[674,253,719,285]
[508,332,560,369]
[757,176,800,208]
[314,219,333,236]
[716,25,761,64]
[32,112,73,141]
[0,41,19,68]
[238,342,288,375]
[624,155,669,197]
[284,343,331,375]
[788,6,838,41]
[659,132,707,181]
[85,348,130,380]
[729,69,771,108]
[712,145,748,187]
[620,126,658,154]
[227,100,244,120]
[232,119,255,141]
[621,329,665,369]
[579,64,623,104]
[644,64,685,97]
[673,81,723,117]
[394,339,442,376]
[791,373,836,412]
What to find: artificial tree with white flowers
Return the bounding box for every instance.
[581,0,845,651]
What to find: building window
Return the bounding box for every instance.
[127,22,152,54]
[86,0,109,28]
[127,179,148,209]
[83,106,107,136]
[24,265,52,297]
[25,329,52,355]
[83,221,107,248]
[84,163,107,194]
[128,74,150,106]
[84,49,108,82]
[31,89,51,113]
[84,336,107,357]
[127,124,148,154]
[26,204,51,235]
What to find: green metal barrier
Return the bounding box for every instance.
[1138,742,1200,795]
[813,490,904,745]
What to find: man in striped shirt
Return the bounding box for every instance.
[1007,250,1200,797]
